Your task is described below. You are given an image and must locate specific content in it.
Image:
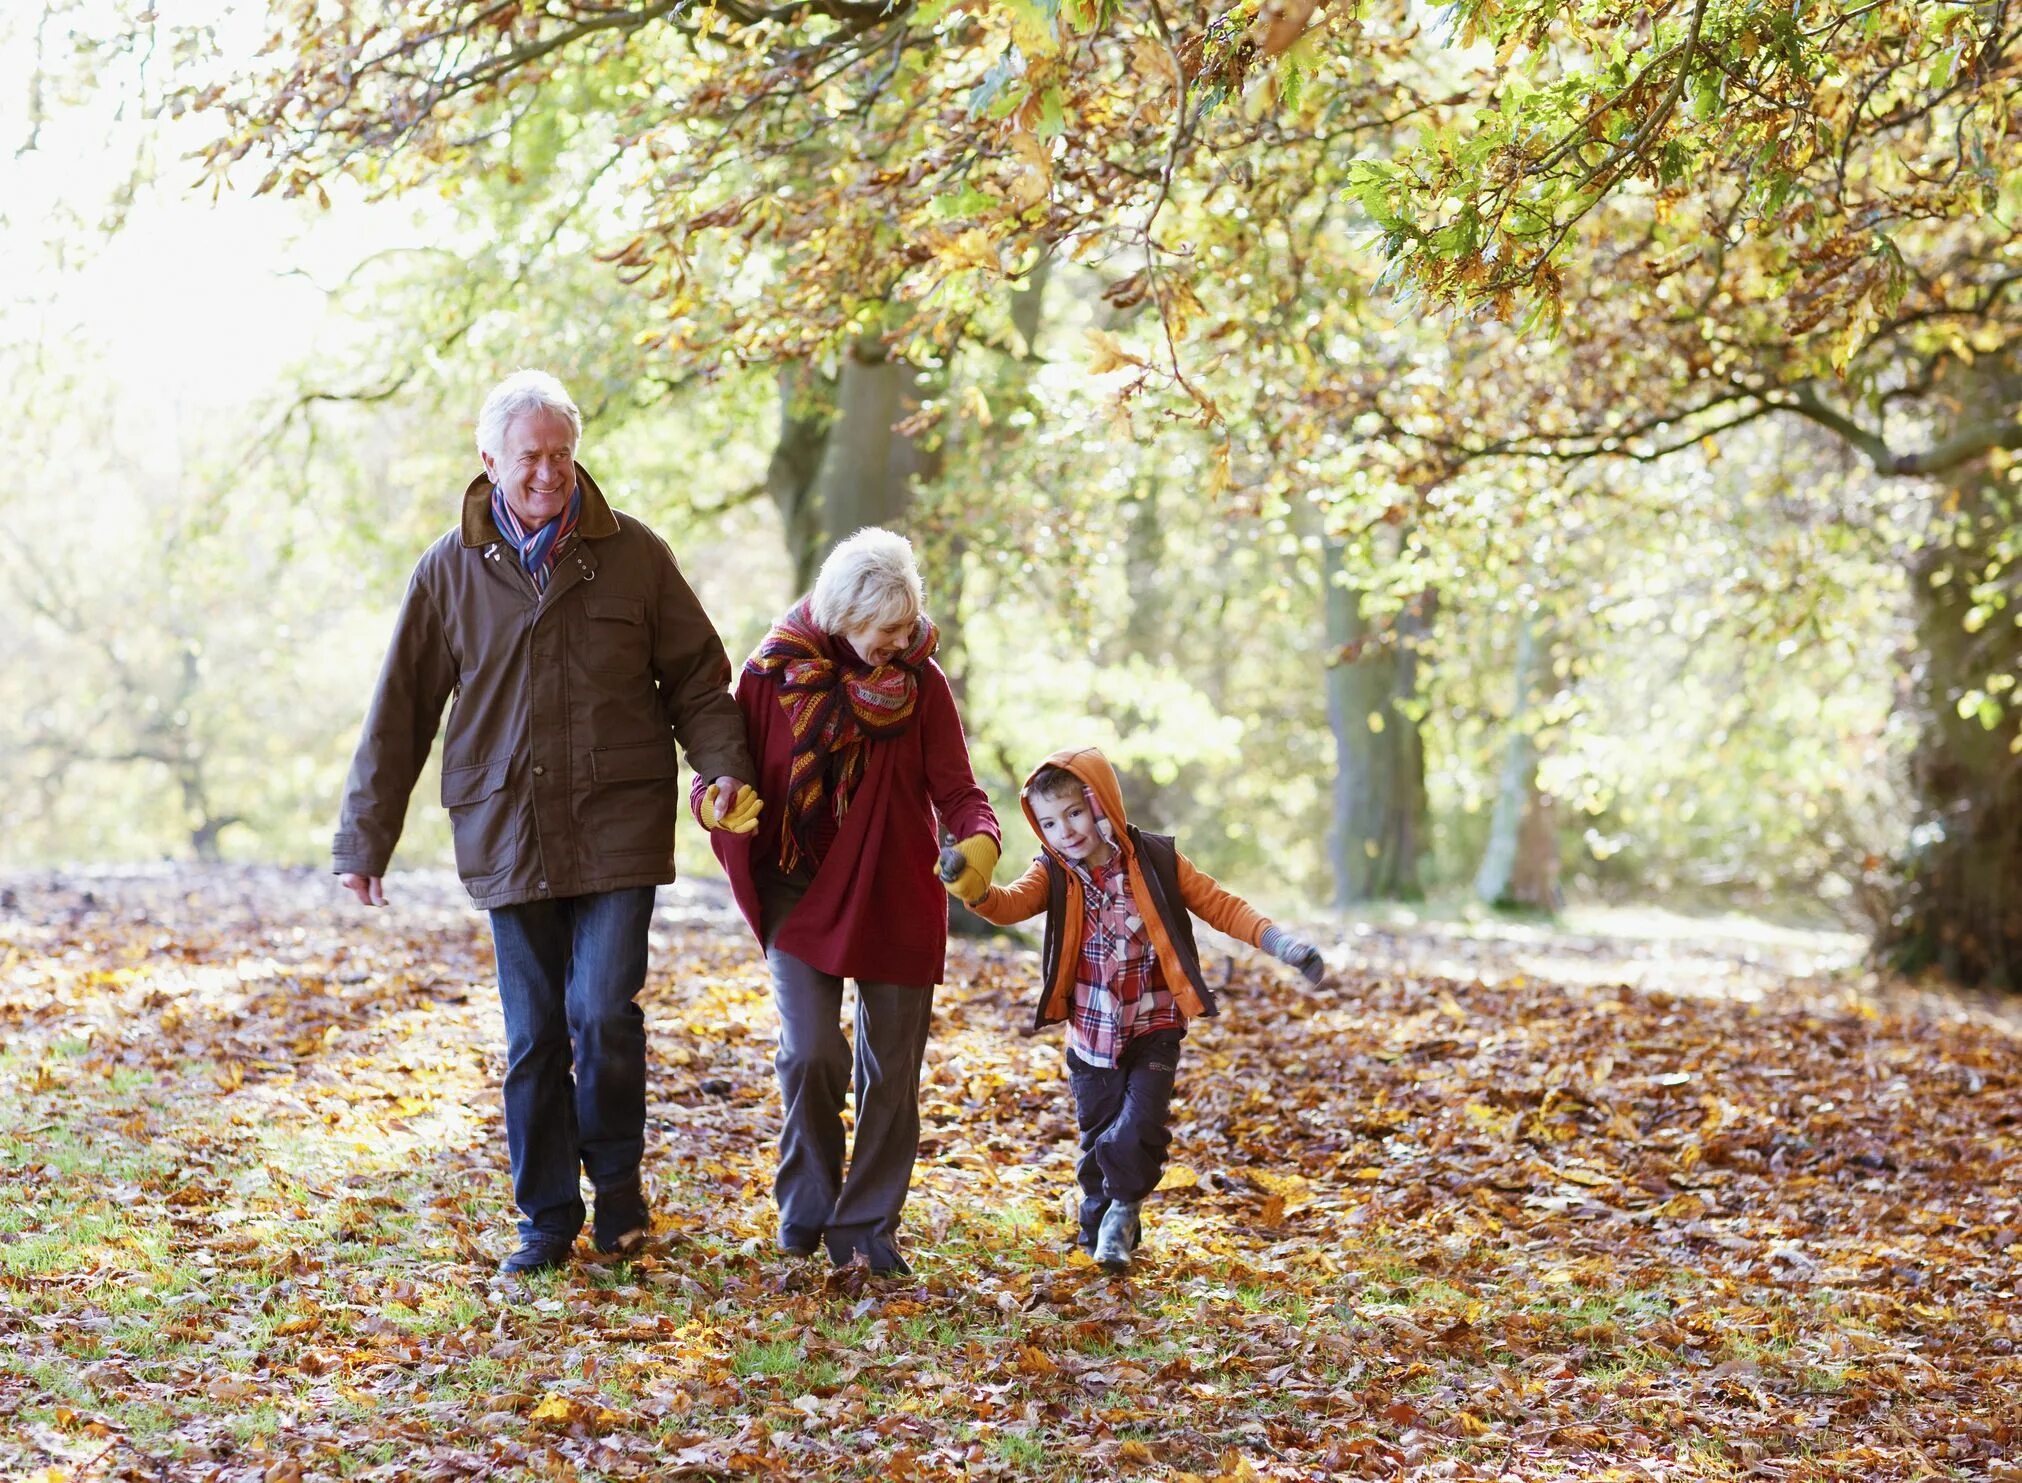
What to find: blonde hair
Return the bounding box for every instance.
[810,527,925,635]
[475,369,582,459]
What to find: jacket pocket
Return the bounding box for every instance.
[440,755,516,883]
[581,594,649,675]
[585,740,679,861]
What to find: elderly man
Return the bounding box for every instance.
[334,369,761,1274]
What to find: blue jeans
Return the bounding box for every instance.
[488,887,655,1241]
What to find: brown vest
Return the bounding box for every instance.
[1035,827,1217,1030]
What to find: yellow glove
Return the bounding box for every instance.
[940,833,999,904]
[700,781,763,834]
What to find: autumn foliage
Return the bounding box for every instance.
[4,869,2018,1478]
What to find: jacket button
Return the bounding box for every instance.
[537,881,548,892]
[532,764,546,776]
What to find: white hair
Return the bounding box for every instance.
[475,370,583,460]
[810,527,926,635]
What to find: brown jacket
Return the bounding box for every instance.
[333,466,754,909]
[965,746,1271,1026]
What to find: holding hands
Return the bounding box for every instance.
[938,833,1000,904]
[699,777,763,834]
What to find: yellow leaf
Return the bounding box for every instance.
[1256,0,1320,59]
[923,228,1003,276]
[1158,1163,1199,1191]
[1556,1164,1613,1188]
[1007,129,1051,210]
[961,385,993,428]
[1130,38,1180,99]
[1085,328,1148,376]
[530,1394,577,1423]
[1250,1169,1309,1198]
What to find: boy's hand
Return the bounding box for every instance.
[1261,925,1327,985]
[940,833,999,904]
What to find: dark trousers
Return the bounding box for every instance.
[1066,1028,1184,1249]
[487,886,655,1241]
[762,885,935,1266]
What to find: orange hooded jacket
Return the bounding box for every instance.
[965,746,1273,1027]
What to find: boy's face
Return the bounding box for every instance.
[1030,786,1108,863]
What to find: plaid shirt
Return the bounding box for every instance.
[1065,850,1183,1067]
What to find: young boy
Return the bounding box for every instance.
[950,746,1326,1273]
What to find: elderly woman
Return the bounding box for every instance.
[698,527,999,1274]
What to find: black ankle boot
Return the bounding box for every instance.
[499,1231,575,1274]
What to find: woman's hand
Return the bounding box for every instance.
[940,833,999,904]
[700,778,763,834]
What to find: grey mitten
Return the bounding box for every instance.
[1261,925,1326,985]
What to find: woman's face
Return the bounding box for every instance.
[841,611,916,666]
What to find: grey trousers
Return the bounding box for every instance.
[762,887,935,1266]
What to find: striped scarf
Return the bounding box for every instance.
[490,483,581,593]
[745,598,938,877]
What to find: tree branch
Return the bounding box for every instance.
[1773,383,2022,477]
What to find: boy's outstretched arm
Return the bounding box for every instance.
[961,858,1049,925]
[1175,854,1327,984]
[1173,854,1271,947]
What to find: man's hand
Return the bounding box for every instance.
[940,833,999,905]
[700,778,762,834]
[340,873,388,907]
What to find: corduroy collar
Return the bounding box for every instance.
[460,462,621,548]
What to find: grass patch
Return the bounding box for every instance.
[988,1432,1048,1467]
[732,1338,806,1378]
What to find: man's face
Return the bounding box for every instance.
[484,409,577,529]
[841,613,916,667]
[1030,787,1108,864]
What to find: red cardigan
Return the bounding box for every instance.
[695,657,999,986]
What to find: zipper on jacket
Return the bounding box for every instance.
[484,541,541,604]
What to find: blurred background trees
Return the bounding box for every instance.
[8,0,2013,982]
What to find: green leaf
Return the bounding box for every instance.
[1036,81,1067,138]
[927,188,1000,221]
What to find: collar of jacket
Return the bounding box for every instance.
[459,462,621,549]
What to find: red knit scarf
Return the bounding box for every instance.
[745,598,938,876]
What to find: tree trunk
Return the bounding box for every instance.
[814,332,929,555]
[1474,607,1561,911]
[1509,786,1562,911]
[1876,467,2022,985]
[1324,536,1429,905]
[765,364,834,594]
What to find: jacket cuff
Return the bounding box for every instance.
[332,831,388,877]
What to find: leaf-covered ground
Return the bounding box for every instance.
[2,867,2018,1481]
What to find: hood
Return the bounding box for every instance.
[1020,746,1132,869]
